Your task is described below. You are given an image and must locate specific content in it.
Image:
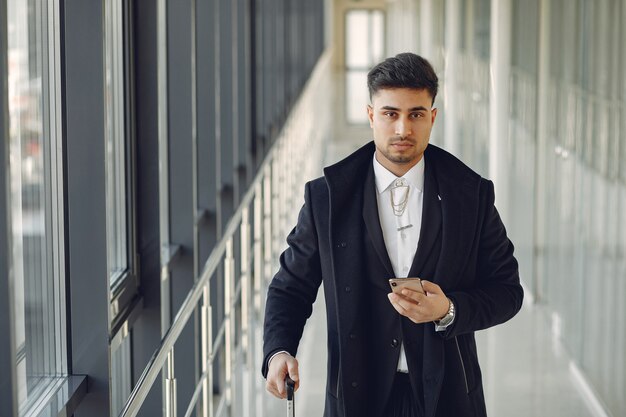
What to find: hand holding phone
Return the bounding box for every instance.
[388,277,425,295]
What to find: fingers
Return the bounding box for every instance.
[419,281,450,320]
[388,294,411,316]
[420,280,442,295]
[388,292,425,323]
[387,285,447,323]
[397,287,427,303]
[287,358,300,390]
[266,353,300,399]
[265,368,286,399]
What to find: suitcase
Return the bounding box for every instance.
[285,376,296,417]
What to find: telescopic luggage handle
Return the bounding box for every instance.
[285,376,295,417]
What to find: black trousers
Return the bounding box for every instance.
[383,372,423,417]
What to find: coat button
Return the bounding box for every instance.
[391,339,399,348]
[351,381,358,388]
[349,333,356,340]
[340,242,347,247]
[345,286,351,293]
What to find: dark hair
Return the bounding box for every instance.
[367,52,439,104]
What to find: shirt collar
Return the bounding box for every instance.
[372,152,425,194]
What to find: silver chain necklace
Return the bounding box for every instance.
[390,179,410,216]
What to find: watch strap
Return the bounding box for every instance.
[434,298,455,331]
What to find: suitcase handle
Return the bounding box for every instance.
[285,376,295,416]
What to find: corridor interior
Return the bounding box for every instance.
[4,1,626,416]
[263,69,600,417]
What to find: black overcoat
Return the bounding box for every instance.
[263,141,523,417]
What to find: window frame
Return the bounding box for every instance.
[5,0,68,413]
[105,0,140,336]
[1,0,20,415]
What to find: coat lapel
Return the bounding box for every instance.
[409,158,442,277]
[362,164,395,280]
[434,154,480,287]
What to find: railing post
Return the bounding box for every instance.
[241,207,252,417]
[263,166,273,282]
[201,286,212,417]
[284,125,292,218]
[253,184,263,315]
[271,157,279,259]
[224,238,235,415]
[165,349,177,417]
[279,143,288,237]
[253,184,264,417]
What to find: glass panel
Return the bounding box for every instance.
[455,53,489,175]
[511,0,538,74]
[458,0,467,52]
[111,332,132,416]
[453,0,490,175]
[7,0,66,412]
[345,70,369,125]
[345,10,370,69]
[370,11,385,65]
[618,220,626,414]
[541,1,626,415]
[507,0,538,297]
[473,0,490,59]
[345,10,385,70]
[104,0,129,287]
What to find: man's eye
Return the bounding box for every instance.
[384,112,396,117]
[410,113,424,119]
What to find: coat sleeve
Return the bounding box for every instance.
[262,181,324,377]
[442,179,524,339]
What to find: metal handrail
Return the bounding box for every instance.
[118,48,331,417]
[118,131,276,417]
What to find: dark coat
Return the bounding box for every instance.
[263,141,523,417]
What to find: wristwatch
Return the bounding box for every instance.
[434,298,455,332]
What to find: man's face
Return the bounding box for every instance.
[367,88,437,176]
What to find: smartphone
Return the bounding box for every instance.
[388,277,425,295]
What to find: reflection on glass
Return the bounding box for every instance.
[456,53,489,177]
[7,0,66,413]
[111,333,132,416]
[104,0,129,287]
[538,1,626,415]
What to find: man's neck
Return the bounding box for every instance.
[374,153,422,177]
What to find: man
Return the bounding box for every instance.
[262,52,523,417]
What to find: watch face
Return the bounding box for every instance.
[439,315,453,326]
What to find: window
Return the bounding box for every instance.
[345,9,384,70]
[104,0,133,290]
[344,9,384,124]
[104,1,136,413]
[7,0,67,413]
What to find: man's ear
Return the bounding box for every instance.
[367,105,374,128]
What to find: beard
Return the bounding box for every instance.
[382,151,415,164]
[380,138,420,164]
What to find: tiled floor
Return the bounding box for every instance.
[263,70,601,417]
[476,300,597,417]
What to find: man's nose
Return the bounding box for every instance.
[394,118,412,137]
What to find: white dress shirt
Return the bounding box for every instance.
[373,153,424,373]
